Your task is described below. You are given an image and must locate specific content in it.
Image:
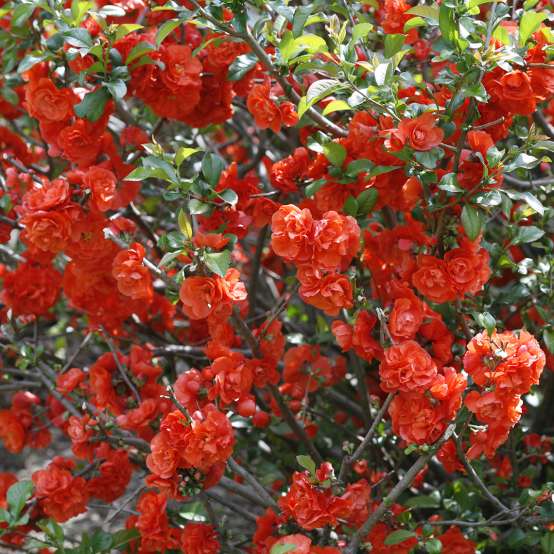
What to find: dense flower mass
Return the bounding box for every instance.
[0,0,552,552]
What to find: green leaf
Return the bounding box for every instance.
[204,250,231,277]
[292,5,313,38]
[306,79,342,104]
[156,18,181,47]
[357,188,378,216]
[384,34,406,58]
[347,159,373,176]
[438,172,462,192]
[519,11,547,46]
[105,79,127,100]
[175,147,202,167]
[91,530,112,552]
[543,329,554,354]
[475,312,496,336]
[425,538,443,554]
[322,99,351,116]
[125,167,167,181]
[343,195,358,216]
[439,4,459,46]
[228,54,257,81]
[177,209,192,239]
[111,529,140,551]
[461,205,483,240]
[405,495,440,509]
[351,22,373,43]
[219,189,238,206]
[512,225,545,245]
[296,455,316,475]
[74,87,110,121]
[384,530,417,546]
[62,28,93,49]
[115,23,144,41]
[1,87,19,106]
[18,52,48,73]
[126,42,155,65]
[7,481,33,519]
[280,31,328,63]
[201,153,225,187]
[323,142,346,167]
[404,17,427,31]
[189,198,211,215]
[270,544,297,554]
[406,4,440,20]
[305,178,326,197]
[504,190,544,215]
[374,62,392,86]
[11,3,35,28]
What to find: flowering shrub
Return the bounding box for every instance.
[0,0,553,552]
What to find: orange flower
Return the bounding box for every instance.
[25,78,75,123]
[498,70,536,115]
[112,243,153,301]
[313,211,360,270]
[181,523,220,554]
[396,112,444,151]
[388,292,424,340]
[21,209,74,253]
[83,166,117,212]
[412,254,456,304]
[271,204,314,262]
[247,83,282,132]
[379,340,437,393]
[298,269,353,316]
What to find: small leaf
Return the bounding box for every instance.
[7,481,33,519]
[111,529,140,551]
[296,455,316,475]
[270,544,297,554]
[219,189,238,206]
[404,16,427,31]
[356,188,378,216]
[11,3,35,28]
[305,178,326,197]
[512,225,545,245]
[351,22,373,42]
[384,34,406,58]
[115,23,144,41]
[384,529,417,546]
[323,142,346,167]
[425,538,443,554]
[405,495,440,508]
[306,79,342,104]
[156,18,181,47]
[406,5,440,20]
[543,329,554,354]
[201,153,225,187]
[292,5,313,38]
[228,54,257,81]
[322,100,351,116]
[461,205,483,241]
[126,42,155,65]
[189,199,211,215]
[74,87,110,122]
[519,11,547,46]
[204,250,231,277]
[175,147,202,167]
[343,195,358,216]
[178,209,192,239]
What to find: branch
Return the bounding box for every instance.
[338,393,394,483]
[454,433,510,514]
[345,423,455,554]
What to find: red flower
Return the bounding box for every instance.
[181,404,235,472]
[83,166,117,212]
[180,522,220,554]
[498,70,536,115]
[437,526,477,554]
[412,254,456,304]
[0,410,25,453]
[247,83,280,131]
[2,262,62,317]
[379,340,437,393]
[271,204,314,262]
[298,269,353,316]
[312,211,360,270]
[396,112,444,151]
[278,471,341,530]
[112,242,153,301]
[32,458,89,522]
